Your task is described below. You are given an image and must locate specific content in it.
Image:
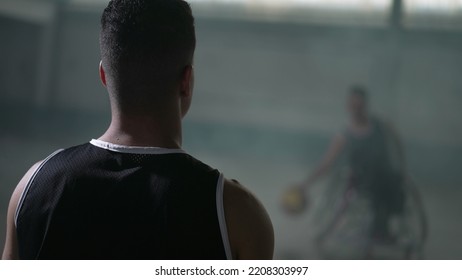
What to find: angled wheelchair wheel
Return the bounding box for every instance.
[313,175,427,259]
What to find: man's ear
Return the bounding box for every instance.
[180,65,194,98]
[179,65,194,118]
[99,61,107,87]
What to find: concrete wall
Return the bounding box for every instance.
[1,6,462,259]
[2,10,462,147]
[0,16,40,105]
[3,9,461,181]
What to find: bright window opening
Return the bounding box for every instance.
[403,0,462,29]
[189,0,392,27]
[404,0,462,15]
[189,0,390,11]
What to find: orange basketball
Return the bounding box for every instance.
[281,186,308,215]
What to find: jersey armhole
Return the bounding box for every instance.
[216,173,233,260]
[14,149,64,227]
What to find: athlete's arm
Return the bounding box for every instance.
[302,133,346,189]
[224,179,274,260]
[2,162,41,260]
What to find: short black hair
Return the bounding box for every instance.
[100,0,196,107]
[349,85,368,101]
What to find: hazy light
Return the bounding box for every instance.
[404,0,462,14]
[48,0,462,28]
[184,0,393,27]
[67,0,462,16]
[189,0,391,11]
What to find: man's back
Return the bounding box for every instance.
[2,0,274,260]
[16,140,229,260]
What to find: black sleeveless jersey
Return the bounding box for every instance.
[15,140,231,260]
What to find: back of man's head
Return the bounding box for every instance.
[100,0,196,112]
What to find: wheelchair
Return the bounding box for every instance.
[311,171,428,259]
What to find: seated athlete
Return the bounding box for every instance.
[299,86,405,242]
[2,0,273,260]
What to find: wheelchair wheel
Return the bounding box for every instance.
[313,175,427,259]
[392,177,428,259]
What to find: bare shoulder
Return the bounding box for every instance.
[2,161,42,260]
[10,161,43,211]
[223,179,274,260]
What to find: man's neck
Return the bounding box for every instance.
[99,112,182,149]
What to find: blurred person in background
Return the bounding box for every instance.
[283,85,411,257]
[2,0,273,260]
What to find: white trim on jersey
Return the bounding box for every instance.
[14,149,65,227]
[216,173,233,260]
[90,139,186,155]
[17,140,232,259]
[94,139,232,259]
